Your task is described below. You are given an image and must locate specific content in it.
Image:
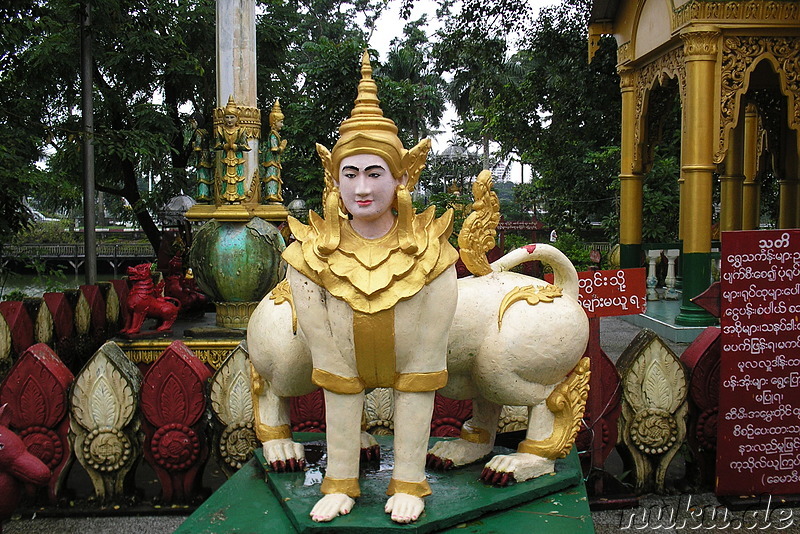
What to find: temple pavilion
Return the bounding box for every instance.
[589,0,800,326]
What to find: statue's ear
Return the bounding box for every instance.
[402,138,431,192]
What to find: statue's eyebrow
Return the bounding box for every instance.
[342,165,360,172]
[364,165,386,172]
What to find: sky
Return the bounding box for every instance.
[367,0,559,182]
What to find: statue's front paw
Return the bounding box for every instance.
[480,452,554,485]
[263,438,306,472]
[310,493,355,522]
[385,493,424,524]
[426,439,493,470]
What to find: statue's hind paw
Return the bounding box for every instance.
[480,452,554,485]
[426,439,493,470]
[360,431,380,462]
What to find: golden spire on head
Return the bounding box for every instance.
[224,95,239,117]
[269,99,284,127]
[330,50,407,180]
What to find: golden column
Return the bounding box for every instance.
[618,67,644,268]
[779,131,799,229]
[676,27,719,327]
[741,103,761,230]
[719,107,745,232]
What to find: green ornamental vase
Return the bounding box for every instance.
[188,217,286,328]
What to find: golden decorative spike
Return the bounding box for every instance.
[497,284,563,330]
[315,143,337,215]
[269,280,297,334]
[517,357,591,460]
[458,170,500,276]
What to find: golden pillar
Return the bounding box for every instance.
[719,107,745,232]
[618,67,643,268]
[779,131,799,229]
[741,103,761,230]
[676,27,719,327]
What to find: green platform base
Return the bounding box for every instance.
[177,434,595,533]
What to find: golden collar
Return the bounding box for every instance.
[283,207,458,314]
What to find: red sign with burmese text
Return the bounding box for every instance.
[546,268,646,318]
[717,229,800,495]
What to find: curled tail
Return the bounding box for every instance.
[490,244,580,300]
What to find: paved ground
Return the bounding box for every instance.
[7,317,799,533]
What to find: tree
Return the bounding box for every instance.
[4,0,218,251]
[375,16,446,147]
[2,0,394,247]
[488,0,621,234]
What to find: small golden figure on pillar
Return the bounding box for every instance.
[261,99,287,203]
[214,96,251,203]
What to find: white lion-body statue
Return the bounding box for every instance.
[247,241,590,487]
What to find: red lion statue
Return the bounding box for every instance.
[0,404,51,532]
[121,263,181,334]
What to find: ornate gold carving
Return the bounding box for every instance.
[216,301,259,328]
[617,330,688,492]
[213,104,261,139]
[82,428,132,472]
[630,407,678,454]
[673,1,800,30]
[681,29,720,58]
[219,421,258,470]
[618,66,636,90]
[717,36,800,163]
[386,478,432,498]
[35,300,53,345]
[269,279,297,334]
[497,405,529,433]
[0,313,10,377]
[70,341,142,499]
[105,282,120,325]
[516,357,590,460]
[497,284,563,330]
[460,419,491,444]
[618,42,632,65]
[458,170,499,277]
[118,338,241,369]
[365,387,395,435]
[211,345,258,472]
[633,47,687,166]
[285,207,458,315]
[321,476,361,497]
[75,291,91,335]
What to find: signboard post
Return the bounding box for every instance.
[717,229,800,495]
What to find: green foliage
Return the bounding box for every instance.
[551,232,592,271]
[417,147,484,198]
[2,290,26,302]
[11,220,78,245]
[502,232,528,253]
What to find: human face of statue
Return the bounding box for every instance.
[338,154,400,239]
[224,113,237,127]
